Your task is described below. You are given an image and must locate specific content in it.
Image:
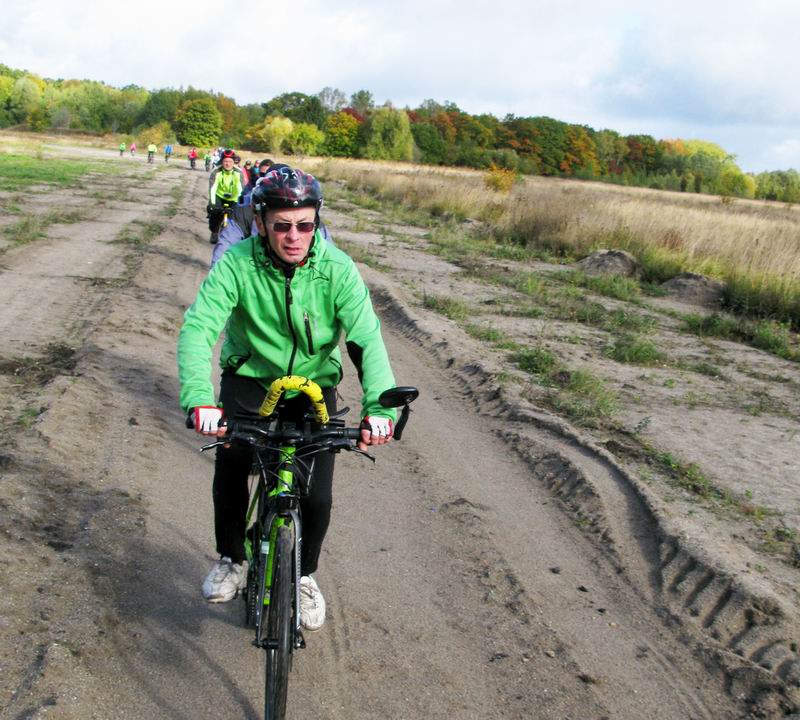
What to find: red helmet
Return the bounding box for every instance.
[250,167,323,212]
[221,148,235,160]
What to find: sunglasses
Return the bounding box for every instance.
[270,221,316,234]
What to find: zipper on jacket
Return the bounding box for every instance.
[304,312,316,355]
[284,275,299,375]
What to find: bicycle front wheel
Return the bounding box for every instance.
[264,523,294,720]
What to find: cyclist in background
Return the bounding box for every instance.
[203,150,212,172]
[207,149,244,243]
[188,146,198,170]
[208,149,247,192]
[119,142,125,157]
[178,167,396,630]
[147,142,158,163]
[164,143,173,162]
[242,160,254,187]
[211,164,335,268]
[130,142,136,156]
[233,154,248,187]
[256,158,273,180]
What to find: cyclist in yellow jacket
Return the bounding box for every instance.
[207,149,244,243]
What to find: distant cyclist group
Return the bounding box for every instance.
[117,140,210,170]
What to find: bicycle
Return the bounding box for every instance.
[205,157,211,172]
[147,152,155,164]
[190,156,197,170]
[198,375,418,720]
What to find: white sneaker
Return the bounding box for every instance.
[299,575,326,631]
[202,557,245,603]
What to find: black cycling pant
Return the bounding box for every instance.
[213,373,336,575]
[208,198,235,233]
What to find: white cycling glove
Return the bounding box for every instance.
[193,406,224,434]
[361,416,393,440]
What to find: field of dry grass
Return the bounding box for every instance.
[305,157,800,328]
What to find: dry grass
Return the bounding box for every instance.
[306,157,800,326]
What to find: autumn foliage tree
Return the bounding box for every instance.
[322,111,360,156]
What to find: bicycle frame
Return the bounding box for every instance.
[246,442,305,648]
[244,376,333,650]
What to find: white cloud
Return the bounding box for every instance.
[765,138,800,170]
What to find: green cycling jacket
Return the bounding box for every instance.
[177,232,397,420]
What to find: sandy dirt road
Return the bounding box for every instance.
[0,150,771,719]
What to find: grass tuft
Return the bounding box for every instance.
[681,312,800,361]
[605,334,667,365]
[421,293,470,321]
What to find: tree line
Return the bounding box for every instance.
[2,64,798,203]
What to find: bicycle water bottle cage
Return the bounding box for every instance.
[259,376,329,424]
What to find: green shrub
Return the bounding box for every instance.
[465,324,508,344]
[573,301,608,325]
[680,313,738,339]
[555,369,618,420]
[559,270,641,302]
[421,294,469,321]
[607,309,655,333]
[751,319,793,355]
[605,334,666,365]
[511,346,557,375]
[722,271,800,330]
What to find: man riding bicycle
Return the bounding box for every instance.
[147,142,158,163]
[207,149,244,243]
[178,167,396,631]
[165,143,173,162]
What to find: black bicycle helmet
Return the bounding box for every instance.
[250,167,323,213]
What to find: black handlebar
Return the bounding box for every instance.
[229,421,362,446]
[187,383,419,445]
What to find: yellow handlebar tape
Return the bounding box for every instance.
[258,375,330,424]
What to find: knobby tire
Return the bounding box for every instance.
[264,523,293,720]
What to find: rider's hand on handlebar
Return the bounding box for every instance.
[192,406,227,436]
[358,416,393,452]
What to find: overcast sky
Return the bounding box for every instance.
[2,0,797,172]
